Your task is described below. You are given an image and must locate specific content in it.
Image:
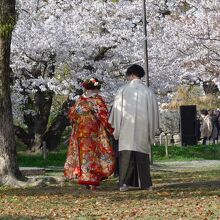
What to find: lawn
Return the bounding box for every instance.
[17,144,220,168]
[0,167,219,219]
[0,144,219,219]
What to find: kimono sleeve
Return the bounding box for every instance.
[148,89,160,144]
[108,88,124,140]
[68,98,80,123]
[93,96,114,134]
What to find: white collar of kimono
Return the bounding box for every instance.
[130,78,142,84]
[83,90,99,98]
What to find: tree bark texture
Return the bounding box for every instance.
[0,0,22,183]
[31,90,53,151]
[43,98,75,150]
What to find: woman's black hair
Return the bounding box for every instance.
[126,64,145,78]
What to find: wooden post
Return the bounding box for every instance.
[143,0,153,164]
[165,133,169,157]
[42,141,47,161]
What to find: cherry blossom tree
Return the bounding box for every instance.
[156,0,220,92]
[10,0,220,150]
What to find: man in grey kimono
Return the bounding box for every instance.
[109,64,159,191]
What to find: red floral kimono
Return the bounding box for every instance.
[64,94,115,186]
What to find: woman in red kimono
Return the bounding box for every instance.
[64,78,115,189]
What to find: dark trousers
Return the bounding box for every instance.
[119,150,152,189]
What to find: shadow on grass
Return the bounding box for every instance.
[1,167,219,205]
[160,180,220,190]
[1,178,219,202]
[152,169,220,179]
[0,216,49,220]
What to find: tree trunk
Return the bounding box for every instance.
[0,0,23,184]
[43,98,75,150]
[14,125,33,148]
[15,97,75,151]
[31,90,53,151]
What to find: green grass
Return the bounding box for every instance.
[17,144,220,168]
[18,150,66,168]
[153,144,220,161]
